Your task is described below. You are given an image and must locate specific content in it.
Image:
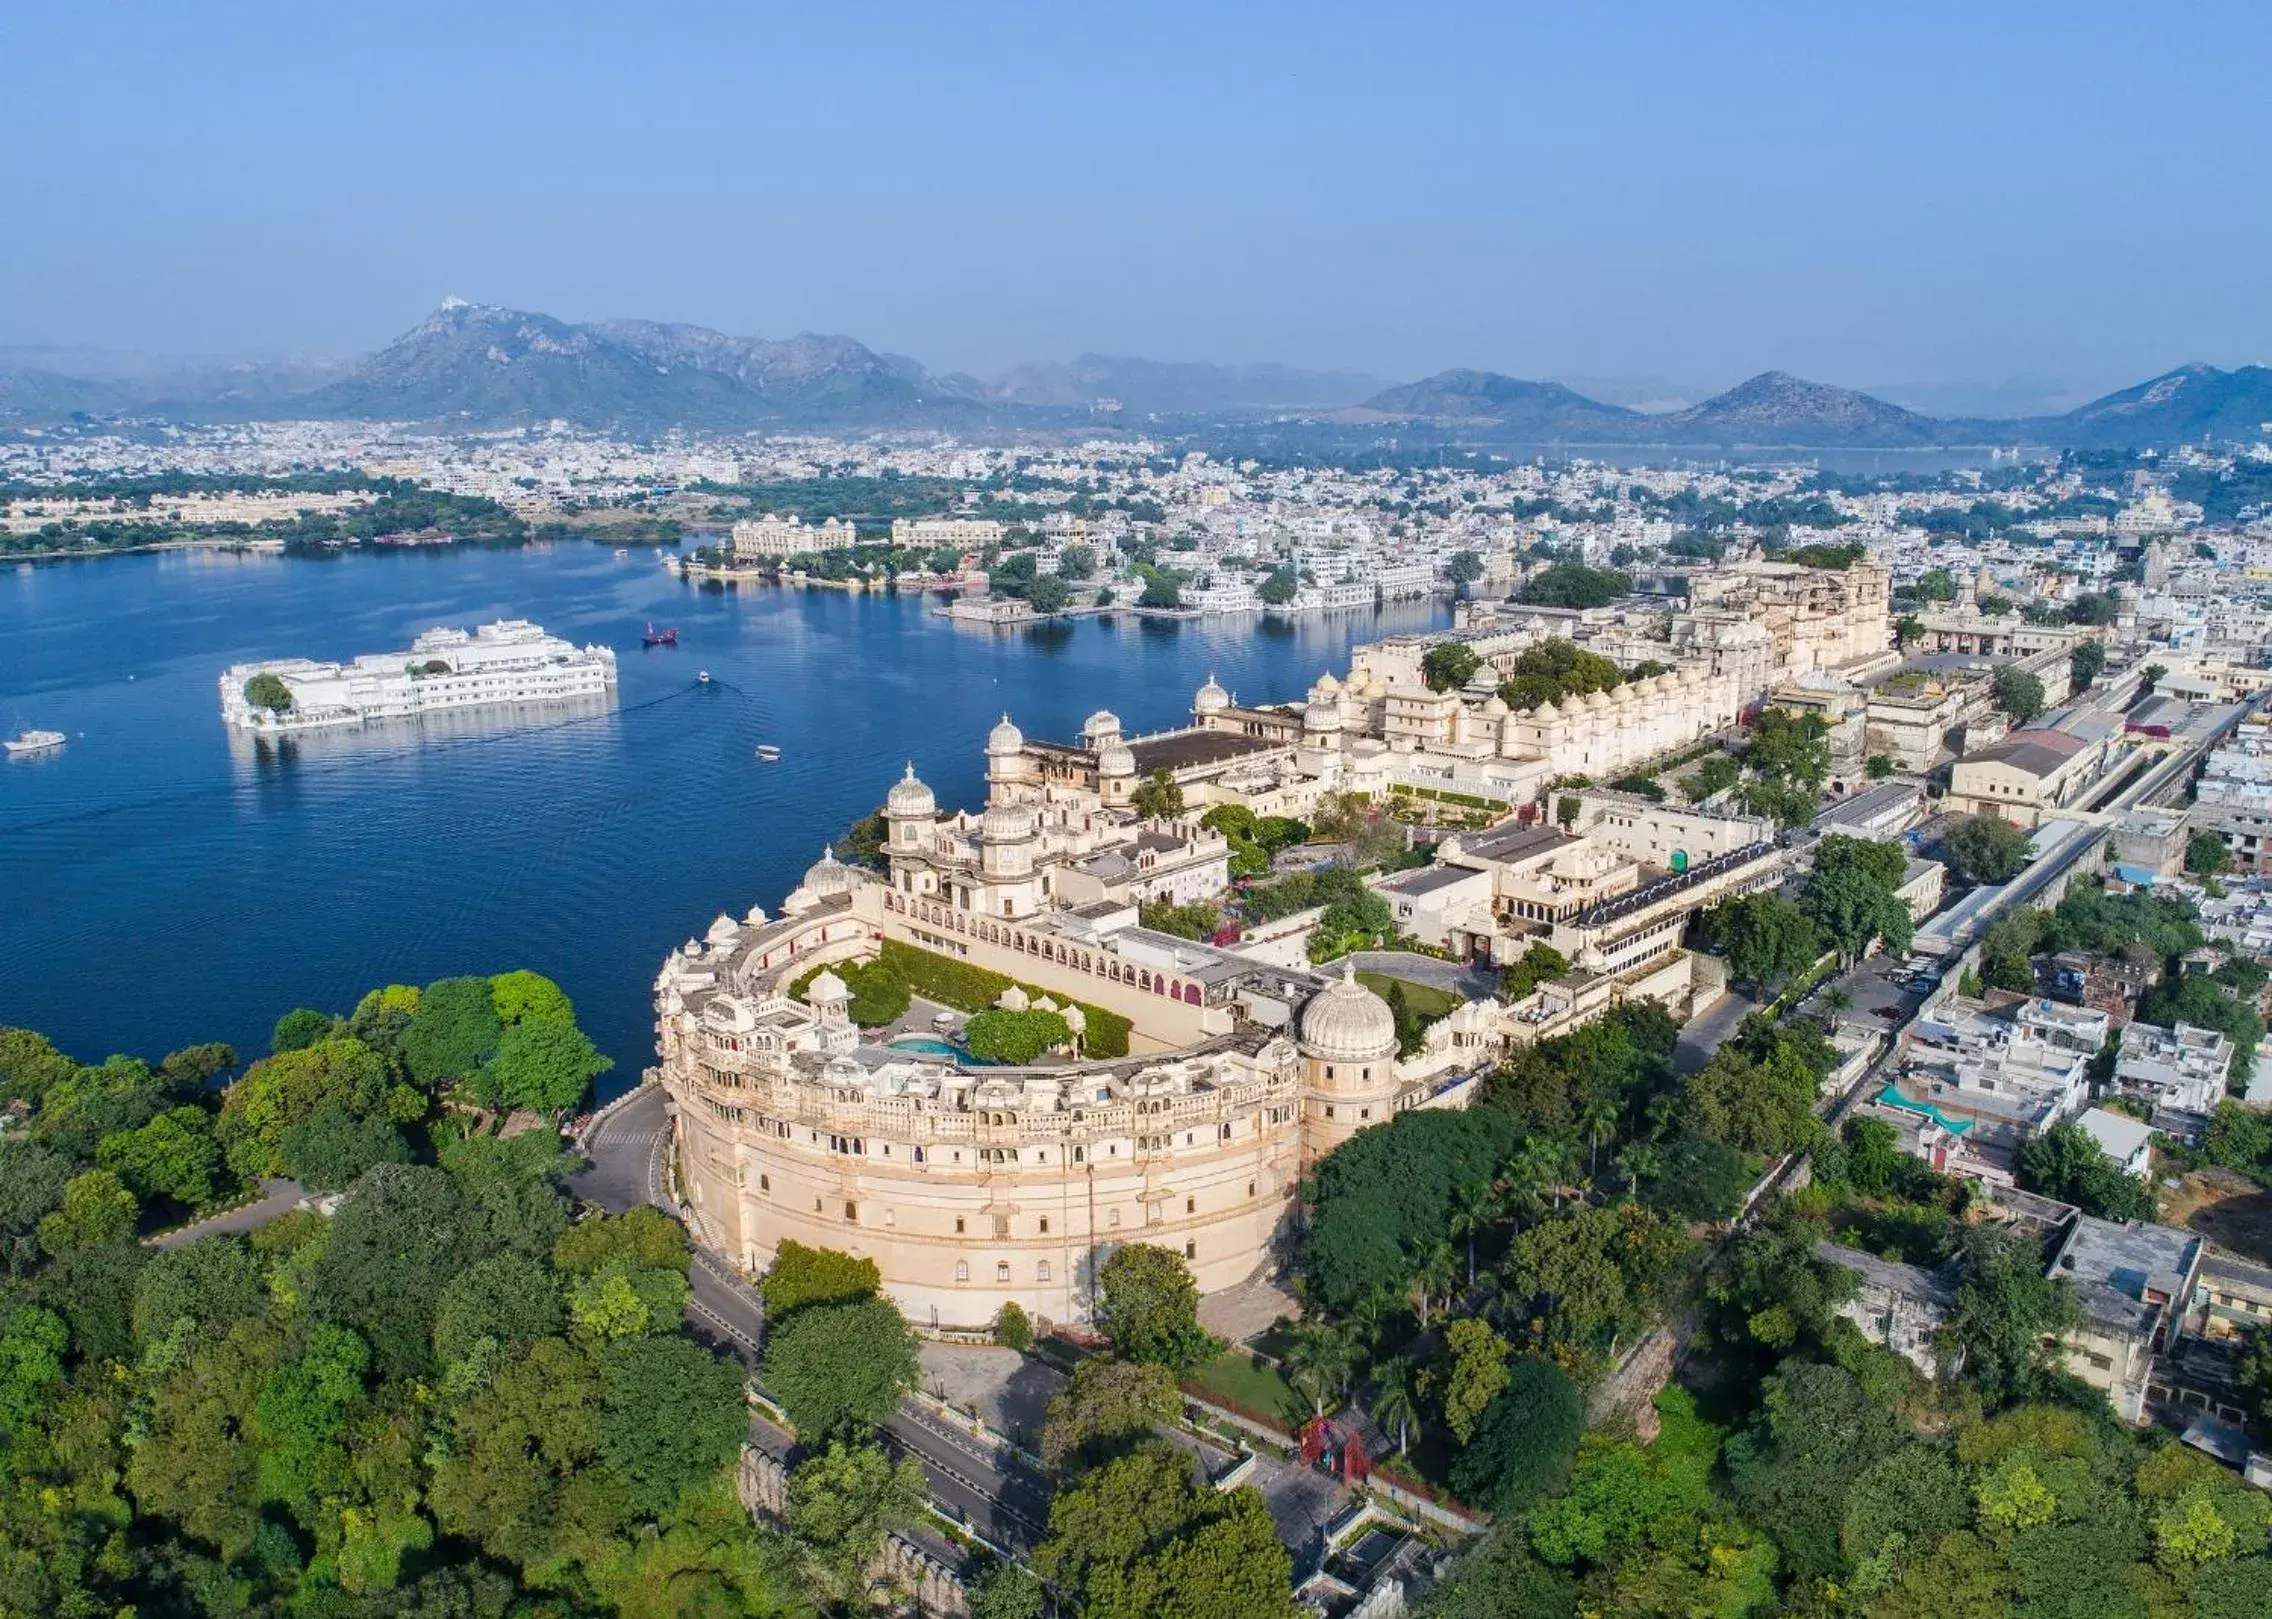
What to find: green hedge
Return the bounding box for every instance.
[1388,783,1507,811]
[877,939,1132,1059]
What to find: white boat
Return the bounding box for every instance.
[697,670,712,685]
[613,548,629,559]
[4,729,65,756]
[754,744,781,760]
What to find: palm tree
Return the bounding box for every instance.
[1616,1140,1665,1199]
[1820,987,1853,1032]
[1369,1357,1422,1457]
[1502,1137,1562,1226]
[1285,1320,1355,1419]
[1410,1240,1459,1329]
[1449,1178,1496,1287]
[1577,1093,1620,1181]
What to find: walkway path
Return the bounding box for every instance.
[1343,950,1501,1001]
[148,1178,303,1248]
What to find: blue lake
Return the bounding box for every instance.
[0,545,1447,1096]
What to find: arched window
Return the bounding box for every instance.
[955,1260,970,1282]
[1037,1261,1052,1283]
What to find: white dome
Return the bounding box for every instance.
[981,801,1039,844]
[806,967,850,1004]
[1194,675,1231,715]
[987,714,1025,756]
[1609,683,1635,704]
[1083,709,1123,743]
[1582,690,1610,712]
[1098,742,1137,777]
[886,761,937,818]
[798,845,863,900]
[1304,701,1344,732]
[706,913,740,944]
[1299,963,1399,1063]
[1481,694,1510,717]
[1313,672,1343,696]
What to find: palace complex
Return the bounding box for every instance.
[658,600,1827,1324]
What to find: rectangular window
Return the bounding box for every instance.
[844,1201,858,1223]
[1108,1208,1121,1228]
[993,1215,1011,1240]
[1038,1216,1050,1235]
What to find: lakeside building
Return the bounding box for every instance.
[217,619,615,733]
[655,691,1514,1329]
[891,516,1007,551]
[732,514,858,558]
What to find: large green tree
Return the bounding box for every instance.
[1803,833,1915,966]
[1943,812,2033,884]
[1712,891,1822,999]
[785,1439,928,1605]
[478,1018,611,1115]
[1041,1356,1181,1474]
[1097,1244,1210,1369]
[1035,1441,1299,1619]
[763,1295,920,1442]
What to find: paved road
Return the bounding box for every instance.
[1673,989,1756,1076]
[148,1178,303,1247]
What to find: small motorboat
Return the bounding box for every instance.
[4,728,65,757]
[613,547,629,559]
[754,744,781,761]
[697,670,712,685]
[643,623,680,648]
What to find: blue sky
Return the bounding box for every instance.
[4,1,2269,403]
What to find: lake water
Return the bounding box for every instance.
[0,545,1447,1096]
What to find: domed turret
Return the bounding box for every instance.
[886,761,936,820]
[1481,694,1510,718]
[1193,675,1232,718]
[986,714,1030,790]
[1299,962,1399,1064]
[1304,698,1344,734]
[1082,709,1124,747]
[1582,689,1611,712]
[982,801,1039,845]
[1098,741,1137,778]
[782,845,869,915]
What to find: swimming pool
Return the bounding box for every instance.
[888,1035,966,1060]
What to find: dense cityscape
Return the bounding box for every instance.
[11,405,2272,1616]
[13,4,2272,1615]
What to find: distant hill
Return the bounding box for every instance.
[2021,363,2272,447]
[986,354,1385,415]
[1651,370,1945,446]
[284,302,988,430]
[1362,370,1642,435]
[6,302,2270,450]
[1362,366,1944,446]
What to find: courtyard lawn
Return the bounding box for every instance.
[1356,972,1461,1020]
[1184,1347,1305,1433]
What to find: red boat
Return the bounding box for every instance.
[642,623,679,648]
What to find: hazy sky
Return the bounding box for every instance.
[5,1,2269,400]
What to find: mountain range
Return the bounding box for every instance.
[3,299,2268,451]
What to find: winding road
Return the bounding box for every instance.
[570,1084,1055,1557]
